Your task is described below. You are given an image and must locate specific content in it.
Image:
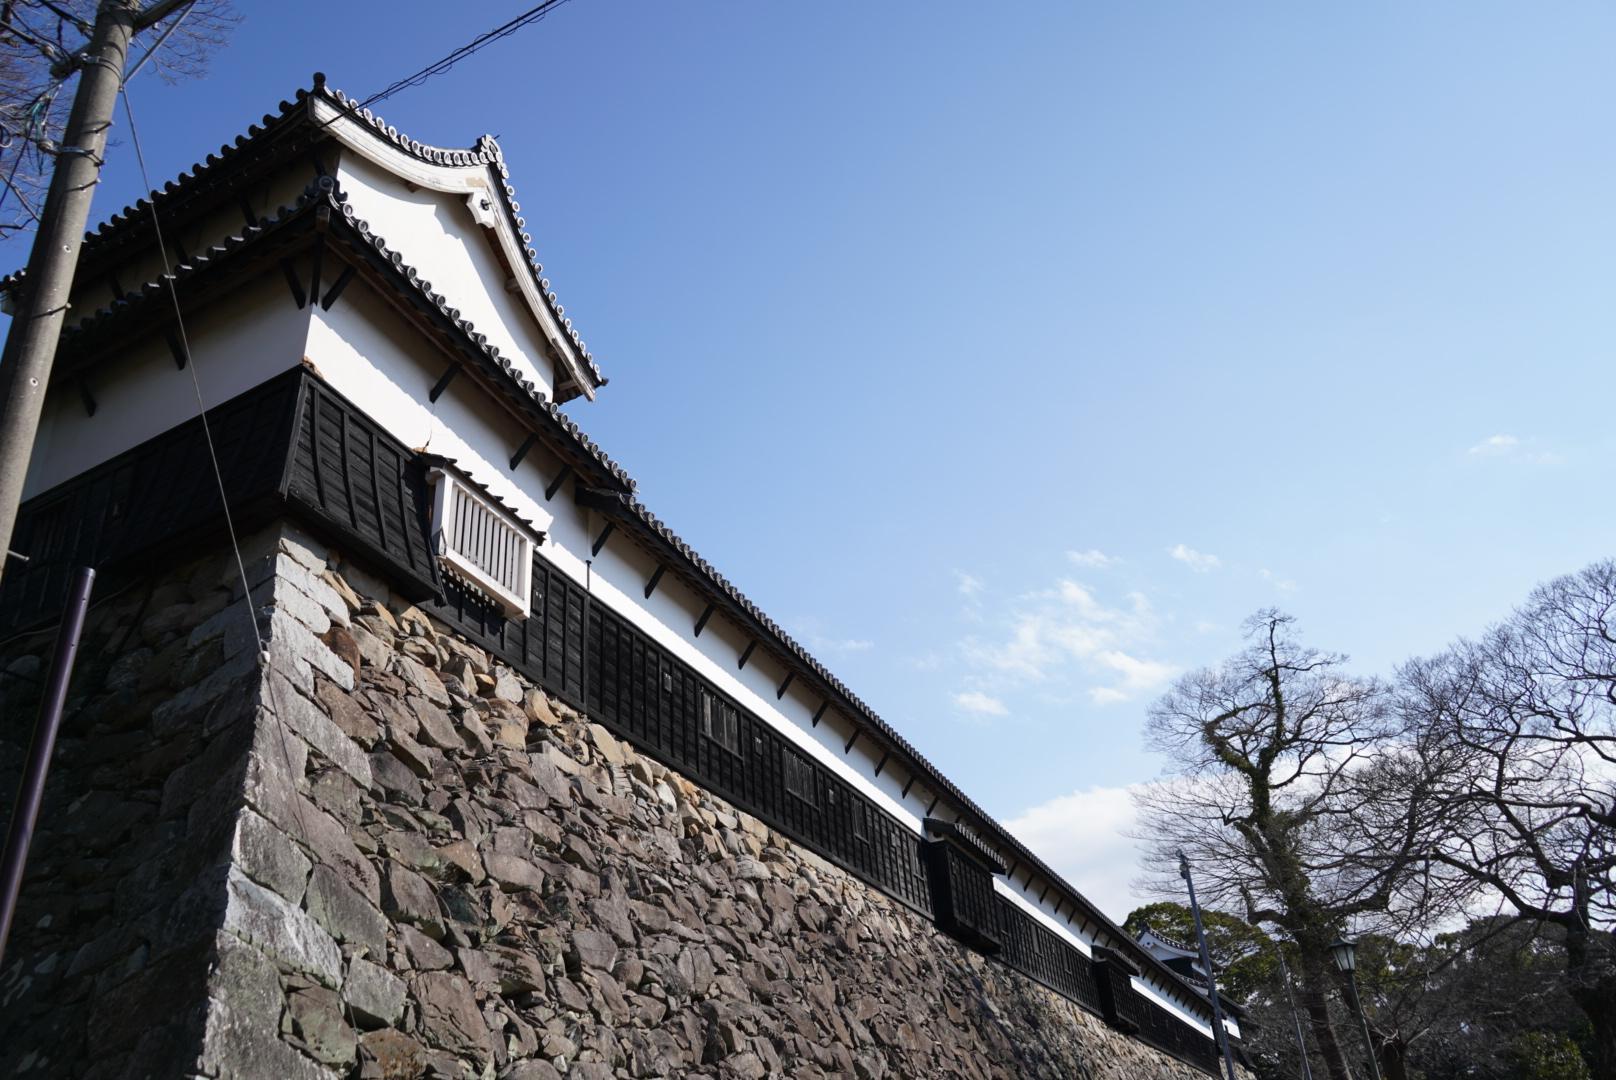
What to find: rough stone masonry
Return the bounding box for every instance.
[0,524,1230,1079]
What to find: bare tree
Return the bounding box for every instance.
[1401,560,1616,1076]
[1136,611,1454,1080]
[0,0,236,238]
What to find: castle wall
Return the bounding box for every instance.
[0,524,1236,1079]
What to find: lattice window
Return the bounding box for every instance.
[700,688,741,753]
[428,467,534,618]
[783,748,816,806]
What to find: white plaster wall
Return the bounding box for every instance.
[24,275,309,497]
[334,153,557,402]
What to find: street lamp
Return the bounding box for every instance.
[1329,937,1383,1080]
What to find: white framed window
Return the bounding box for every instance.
[428,467,535,618]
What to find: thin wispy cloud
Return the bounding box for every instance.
[954,570,985,597]
[1066,549,1118,568]
[1168,543,1221,572]
[953,690,1009,717]
[1467,433,1562,465]
[1259,568,1297,592]
[808,636,874,655]
[958,577,1176,705]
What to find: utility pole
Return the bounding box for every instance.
[0,0,188,580]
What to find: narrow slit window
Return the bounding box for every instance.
[783,748,816,806]
[700,688,740,754]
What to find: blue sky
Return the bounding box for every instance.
[7,2,1614,915]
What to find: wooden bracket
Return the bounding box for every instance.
[79,382,96,417]
[810,701,829,728]
[280,259,306,308]
[307,237,325,305]
[544,464,573,502]
[238,193,259,226]
[926,796,940,816]
[900,774,916,799]
[165,329,187,370]
[775,671,794,699]
[321,265,356,310]
[591,522,615,556]
[843,730,860,754]
[509,434,538,471]
[643,564,665,600]
[428,365,459,403]
[737,641,757,670]
[873,751,890,778]
[693,603,716,638]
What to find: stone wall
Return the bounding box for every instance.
[0,524,1228,1079]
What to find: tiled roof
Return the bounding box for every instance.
[4,74,605,397]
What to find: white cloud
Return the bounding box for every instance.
[1066,549,1117,568]
[1005,784,1149,922]
[958,578,1173,703]
[1259,568,1297,593]
[1467,433,1562,464]
[955,570,985,597]
[1168,544,1221,572]
[1468,433,1519,456]
[809,636,874,654]
[953,690,1009,717]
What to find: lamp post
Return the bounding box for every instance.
[1179,851,1242,1080]
[1329,937,1383,1080]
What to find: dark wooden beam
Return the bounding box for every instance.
[320,265,356,310]
[591,522,615,557]
[311,153,329,178]
[810,701,829,728]
[307,237,325,305]
[844,730,860,754]
[165,330,187,370]
[544,464,573,502]
[1038,884,1050,904]
[693,603,716,638]
[280,259,306,308]
[78,382,96,417]
[775,671,795,699]
[737,641,757,670]
[1006,861,1020,882]
[873,751,890,777]
[428,365,459,403]
[508,434,538,471]
[1053,900,1064,919]
[643,564,665,600]
[106,272,125,300]
[900,774,916,799]
[926,796,940,816]
[238,194,259,226]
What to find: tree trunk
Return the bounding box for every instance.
[1378,1035,1410,1080]
[1297,953,1354,1080]
[1564,926,1616,1079]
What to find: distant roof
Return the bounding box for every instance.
[1,74,605,403]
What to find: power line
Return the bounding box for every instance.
[351,0,574,114]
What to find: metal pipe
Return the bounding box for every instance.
[1179,850,1243,1080]
[1343,970,1384,1080]
[0,565,96,966]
